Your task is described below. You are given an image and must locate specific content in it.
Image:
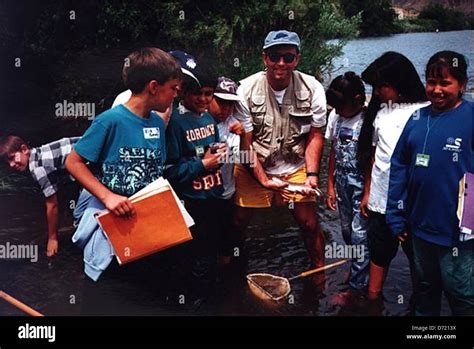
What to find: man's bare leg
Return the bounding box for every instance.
[291,202,325,267]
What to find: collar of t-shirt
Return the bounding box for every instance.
[270,87,286,105]
[338,110,363,129]
[178,102,204,117]
[325,110,363,141]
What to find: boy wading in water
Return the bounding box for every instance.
[0,135,79,257]
[165,59,226,313]
[66,47,181,315]
[207,76,245,269]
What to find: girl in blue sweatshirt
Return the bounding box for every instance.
[387,51,473,316]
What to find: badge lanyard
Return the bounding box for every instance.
[417,112,441,167]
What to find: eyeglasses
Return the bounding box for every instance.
[267,52,297,64]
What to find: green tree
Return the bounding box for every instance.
[141,0,361,80]
[6,0,360,82]
[340,0,396,37]
[419,4,471,31]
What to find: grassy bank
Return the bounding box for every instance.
[394,18,438,33]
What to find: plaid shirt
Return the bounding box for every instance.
[29,137,80,198]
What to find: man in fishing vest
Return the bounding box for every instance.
[233,30,327,269]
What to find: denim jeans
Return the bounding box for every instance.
[336,169,370,290]
[412,234,474,316]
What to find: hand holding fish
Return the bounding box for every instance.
[271,177,323,197]
[263,177,289,191]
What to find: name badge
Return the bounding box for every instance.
[143,127,160,139]
[301,124,311,134]
[416,153,430,167]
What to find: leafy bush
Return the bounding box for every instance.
[4,0,360,81]
[419,4,474,31]
[340,0,396,37]
[394,18,438,33]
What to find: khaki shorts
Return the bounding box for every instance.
[234,164,316,208]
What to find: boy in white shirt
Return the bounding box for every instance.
[208,77,245,265]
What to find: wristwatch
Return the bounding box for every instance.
[306,172,319,177]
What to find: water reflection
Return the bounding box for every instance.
[1,189,442,316]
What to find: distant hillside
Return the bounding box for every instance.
[392,0,474,15]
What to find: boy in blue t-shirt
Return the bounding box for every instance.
[165,59,225,313]
[65,47,181,315]
[68,48,181,207]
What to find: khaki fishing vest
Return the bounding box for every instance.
[241,71,314,168]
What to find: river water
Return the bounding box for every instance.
[332,30,474,90]
[330,30,474,95]
[2,30,469,317]
[0,185,424,316]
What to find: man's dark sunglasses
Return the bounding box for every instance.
[267,52,297,63]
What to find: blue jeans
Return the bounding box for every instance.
[335,170,370,290]
[412,234,474,316]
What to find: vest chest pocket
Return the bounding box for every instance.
[250,95,267,131]
[289,111,313,136]
[295,90,312,113]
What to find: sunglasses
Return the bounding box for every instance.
[267,52,297,64]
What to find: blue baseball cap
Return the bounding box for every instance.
[169,50,201,86]
[263,30,300,50]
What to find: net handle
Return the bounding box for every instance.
[288,259,349,281]
[0,290,44,316]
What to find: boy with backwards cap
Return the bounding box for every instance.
[208,76,245,266]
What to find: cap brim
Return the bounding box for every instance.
[214,93,241,101]
[263,42,299,50]
[181,68,201,87]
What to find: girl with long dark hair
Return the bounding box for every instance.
[357,52,429,302]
